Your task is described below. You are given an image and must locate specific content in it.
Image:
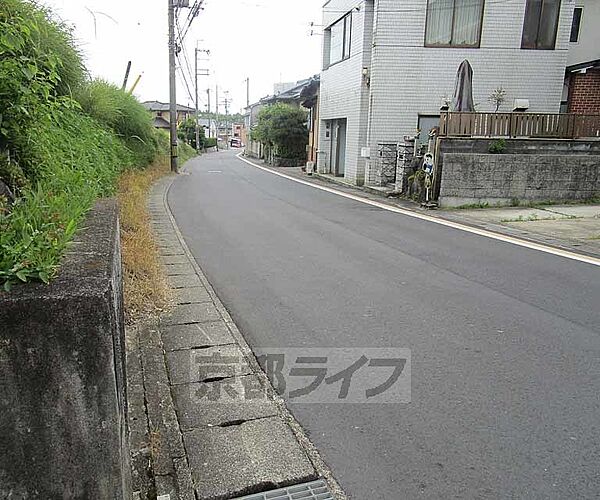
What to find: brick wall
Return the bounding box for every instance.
[568,68,600,114]
[439,153,600,207]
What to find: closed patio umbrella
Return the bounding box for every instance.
[451,60,475,112]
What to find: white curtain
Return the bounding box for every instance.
[538,0,560,48]
[427,0,483,46]
[453,0,484,46]
[329,19,344,64]
[426,0,454,45]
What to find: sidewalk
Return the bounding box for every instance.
[126,173,340,500]
[246,159,600,259]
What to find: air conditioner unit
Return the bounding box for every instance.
[306,161,315,175]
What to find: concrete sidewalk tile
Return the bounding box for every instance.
[161,322,235,351]
[162,302,221,326]
[173,457,196,500]
[165,263,196,276]
[169,274,203,289]
[160,244,184,254]
[140,336,187,476]
[166,345,252,385]
[161,248,186,257]
[162,254,189,265]
[155,474,176,498]
[172,375,277,430]
[175,286,212,305]
[183,417,317,500]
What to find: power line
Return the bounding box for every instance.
[175,18,196,85]
[177,0,204,44]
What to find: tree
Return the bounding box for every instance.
[178,117,205,150]
[251,103,308,160]
[488,86,506,112]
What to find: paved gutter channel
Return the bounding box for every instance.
[127,171,344,500]
[244,156,600,260]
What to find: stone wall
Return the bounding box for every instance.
[439,153,600,207]
[0,200,131,498]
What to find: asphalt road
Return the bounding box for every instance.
[168,150,600,500]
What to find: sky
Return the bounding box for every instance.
[41,0,325,114]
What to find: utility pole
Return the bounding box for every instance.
[193,45,209,153]
[206,88,211,138]
[215,85,219,150]
[194,47,200,153]
[168,0,178,172]
[245,77,250,108]
[223,91,230,149]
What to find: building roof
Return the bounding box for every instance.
[262,79,311,104]
[142,101,195,112]
[299,75,320,108]
[152,116,171,129]
[566,59,600,73]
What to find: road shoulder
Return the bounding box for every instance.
[127,170,344,500]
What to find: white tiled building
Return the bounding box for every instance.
[318,0,576,186]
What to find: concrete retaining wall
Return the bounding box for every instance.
[439,153,600,207]
[0,200,131,498]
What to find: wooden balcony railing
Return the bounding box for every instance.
[438,112,600,139]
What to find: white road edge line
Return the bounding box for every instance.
[236,153,600,267]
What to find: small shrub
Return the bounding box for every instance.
[204,137,217,149]
[488,139,506,154]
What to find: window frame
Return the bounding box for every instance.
[424,0,486,48]
[570,6,583,43]
[521,0,562,50]
[326,12,352,67]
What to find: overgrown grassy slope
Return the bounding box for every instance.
[0,0,188,289]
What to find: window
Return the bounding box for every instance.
[570,7,582,42]
[327,13,352,66]
[521,0,561,49]
[425,0,485,47]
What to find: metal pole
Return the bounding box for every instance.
[122,61,132,90]
[207,88,211,138]
[168,0,178,173]
[194,47,200,153]
[246,77,250,108]
[215,85,219,151]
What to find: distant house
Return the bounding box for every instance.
[245,77,318,159]
[564,1,600,114]
[300,76,320,168]
[142,101,195,127]
[319,0,579,186]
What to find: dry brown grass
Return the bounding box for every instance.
[118,155,173,323]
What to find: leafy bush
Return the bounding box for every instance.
[0,0,84,151]
[251,103,308,160]
[204,137,217,149]
[177,117,206,150]
[76,79,157,167]
[488,138,507,154]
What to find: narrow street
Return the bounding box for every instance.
[168,150,600,499]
